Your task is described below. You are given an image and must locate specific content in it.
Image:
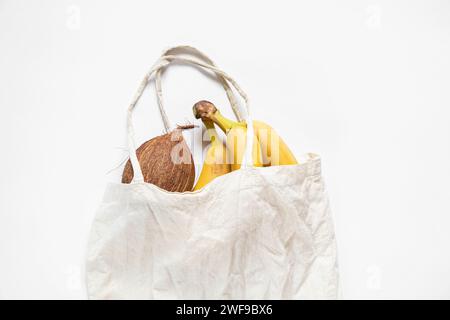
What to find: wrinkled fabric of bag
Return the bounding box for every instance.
[86,155,339,299]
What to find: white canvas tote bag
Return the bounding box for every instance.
[86,46,339,300]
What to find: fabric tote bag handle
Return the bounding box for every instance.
[126,46,255,183]
[155,45,244,132]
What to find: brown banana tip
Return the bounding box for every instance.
[193,100,217,119]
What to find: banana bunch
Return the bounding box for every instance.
[192,101,297,190]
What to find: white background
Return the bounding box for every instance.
[1,0,449,299]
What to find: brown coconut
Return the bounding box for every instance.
[122,126,195,192]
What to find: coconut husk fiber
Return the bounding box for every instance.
[122,127,195,192]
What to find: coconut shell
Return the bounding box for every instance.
[122,129,195,192]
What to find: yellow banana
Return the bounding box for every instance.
[193,101,297,171]
[193,119,231,190]
[224,123,264,170]
[252,120,298,166]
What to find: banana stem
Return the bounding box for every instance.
[193,100,245,134]
[211,111,244,133]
